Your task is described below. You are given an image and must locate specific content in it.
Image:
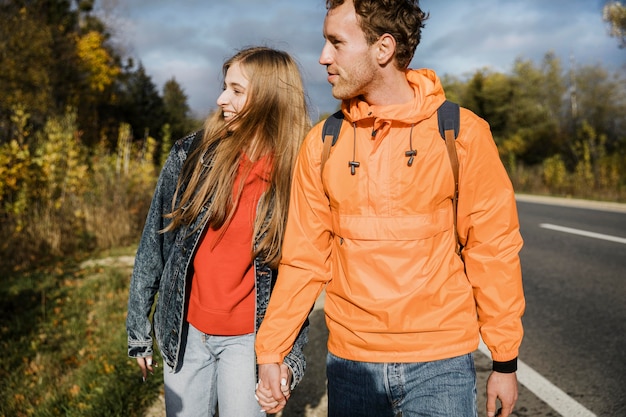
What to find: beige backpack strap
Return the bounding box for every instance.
[444,128,461,256]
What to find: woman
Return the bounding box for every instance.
[126,46,311,417]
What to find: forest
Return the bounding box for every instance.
[1,0,625,272]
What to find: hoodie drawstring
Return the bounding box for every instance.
[405,124,416,166]
[349,122,417,175]
[348,122,359,175]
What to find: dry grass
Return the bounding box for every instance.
[0,251,162,417]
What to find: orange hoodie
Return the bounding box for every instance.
[255,69,524,366]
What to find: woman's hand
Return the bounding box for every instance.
[255,362,293,413]
[136,356,155,382]
[279,363,293,400]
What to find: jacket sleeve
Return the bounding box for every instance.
[255,123,332,366]
[126,140,185,358]
[455,111,525,370]
[282,317,310,389]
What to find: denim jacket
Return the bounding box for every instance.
[126,131,308,386]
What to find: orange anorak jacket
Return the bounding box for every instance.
[256,69,525,366]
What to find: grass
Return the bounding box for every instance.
[0,247,163,417]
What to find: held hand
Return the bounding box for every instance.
[486,371,518,417]
[279,363,293,400]
[256,363,287,413]
[135,356,155,382]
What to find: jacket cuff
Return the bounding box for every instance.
[128,340,153,358]
[492,357,517,373]
[282,362,298,390]
[256,353,284,365]
[283,352,305,388]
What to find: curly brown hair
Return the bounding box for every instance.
[325,0,428,69]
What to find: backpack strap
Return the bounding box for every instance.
[319,102,462,254]
[437,100,460,139]
[320,110,344,181]
[438,100,462,255]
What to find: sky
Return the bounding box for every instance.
[101,0,625,121]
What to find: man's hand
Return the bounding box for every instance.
[486,371,518,417]
[256,363,287,414]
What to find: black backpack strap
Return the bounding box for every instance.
[320,110,344,180]
[321,103,459,147]
[438,100,460,140]
[437,100,462,255]
[322,110,344,145]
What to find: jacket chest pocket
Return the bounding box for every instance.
[332,205,452,241]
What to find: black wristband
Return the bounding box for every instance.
[492,358,517,373]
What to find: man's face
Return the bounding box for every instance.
[319,0,378,101]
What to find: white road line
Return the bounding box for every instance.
[540,223,626,244]
[478,341,597,417]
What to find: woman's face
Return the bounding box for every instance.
[216,62,250,123]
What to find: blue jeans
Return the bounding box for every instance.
[326,352,478,417]
[163,323,263,417]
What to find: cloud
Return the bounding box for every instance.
[107,0,626,122]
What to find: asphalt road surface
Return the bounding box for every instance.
[514,195,626,417]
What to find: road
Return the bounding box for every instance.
[515,195,626,417]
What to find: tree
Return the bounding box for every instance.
[572,64,626,155]
[77,31,120,94]
[459,54,568,167]
[163,77,194,141]
[461,68,517,144]
[603,1,626,48]
[27,0,84,114]
[0,3,55,142]
[440,74,466,105]
[0,0,124,146]
[75,29,122,146]
[119,63,165,142]
[507,54,567,165]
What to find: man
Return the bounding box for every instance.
[255,1,525,416]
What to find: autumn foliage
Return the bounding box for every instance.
[0,108,166,271]
[0,1,196,272]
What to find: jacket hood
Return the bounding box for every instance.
[341,68,446,125]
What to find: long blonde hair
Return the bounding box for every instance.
[164,46,310,268]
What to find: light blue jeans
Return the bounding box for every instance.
[163,323,263,417]
[326,352,478,417]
